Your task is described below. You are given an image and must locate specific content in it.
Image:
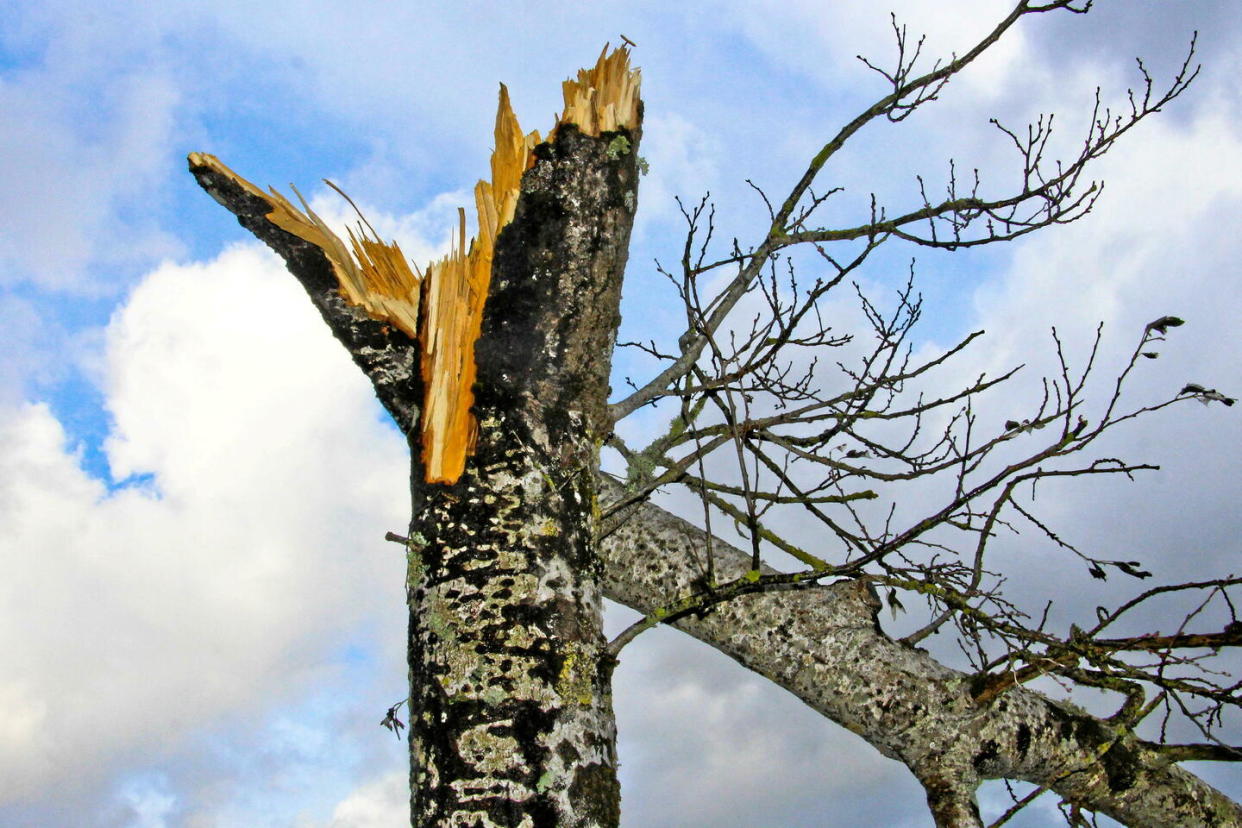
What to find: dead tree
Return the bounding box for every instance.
[189,3,1239,825]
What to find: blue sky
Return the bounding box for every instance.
[2,1,1240,825]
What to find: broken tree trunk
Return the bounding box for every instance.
[192,46,641,827]
[400,124,641,826]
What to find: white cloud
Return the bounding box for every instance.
[732,0,1027,99]
[116,772,177,828]
[632,112,724,232]
[0,63,183,292]
[0,244,408,809]
[327,770,406,827]
[968,107,1242,396]
[0,294,71,405]
[611,625,922,827]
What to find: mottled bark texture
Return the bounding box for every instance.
[598,478,1242,828]
[403,124,639,827]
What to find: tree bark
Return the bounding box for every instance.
[598,479,1242,827]
[402,124,639,827]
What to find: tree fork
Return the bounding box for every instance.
[185,29,1239,827]
[187,136,1237,824]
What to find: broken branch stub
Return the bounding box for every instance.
[188,44,640,484]
[186,151,427,343]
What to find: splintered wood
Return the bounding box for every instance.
[190,45,639,484]
[419,84,543,483]
[187,152,426,341]
[557,44,642,137]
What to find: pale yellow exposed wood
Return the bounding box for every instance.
[418,86,545,483]
[557,44,641,137]
[190,45,640,485]
[187,152,423,342]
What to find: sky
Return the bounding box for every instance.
[1,1,1239,825]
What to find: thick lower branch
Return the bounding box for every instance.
[597,478,1242,827]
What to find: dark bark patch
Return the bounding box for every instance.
[921,773,983,827]
[476,123,638,441]
[557,741,582,765]
[1016,723,1032,757]
[1099,740,1140,793]
[569,762,622,827]
[1044,703,1141,793]
[973,739,1000,772]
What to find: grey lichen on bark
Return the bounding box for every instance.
[404,122,640,827]
[597,478,1242,828]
